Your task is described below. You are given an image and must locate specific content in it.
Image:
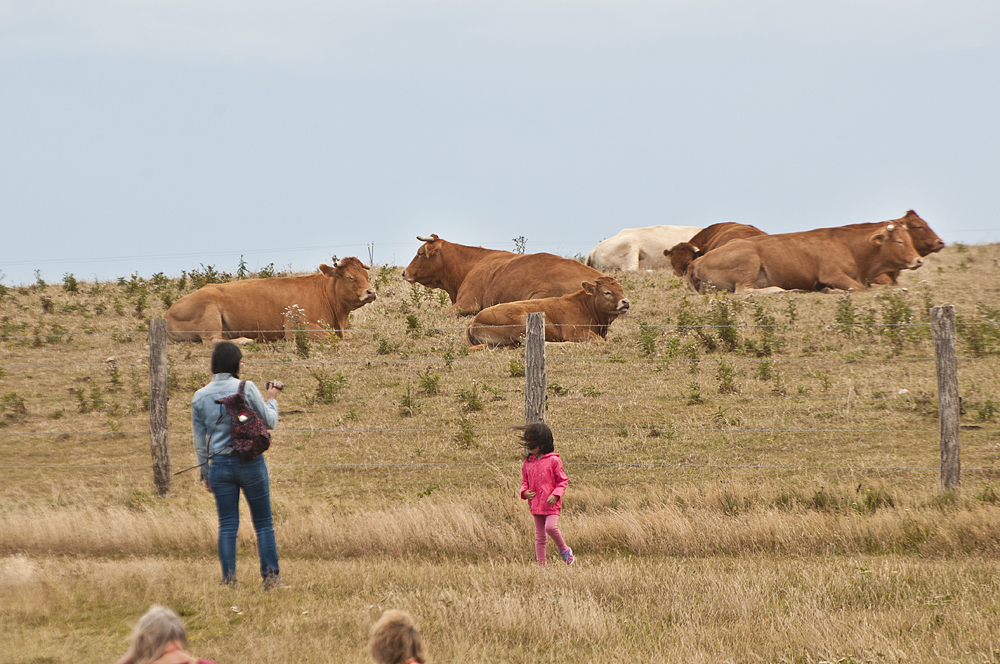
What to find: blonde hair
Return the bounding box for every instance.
[368,609,426,664]
[116,605,188,664]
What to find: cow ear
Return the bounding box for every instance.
[319,263,337,276]
[870,231,887,246]
[582,281,597,294]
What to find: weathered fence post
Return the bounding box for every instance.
[525,312,546,424]
[931,306,960,493]
[149,318,171,495]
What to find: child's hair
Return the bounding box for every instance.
[516,422,554,457]
[368,609,426,664]
[116,605,188,664]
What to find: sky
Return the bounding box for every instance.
[1,1,998,286]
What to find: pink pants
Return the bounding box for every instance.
[533,514,568,566]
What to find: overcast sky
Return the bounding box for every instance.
[2,1,998,285]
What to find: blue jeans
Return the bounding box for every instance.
[209,454,279,583]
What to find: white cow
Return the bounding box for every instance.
[586,226,702,272]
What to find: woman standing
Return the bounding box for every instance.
[192,341,283,588]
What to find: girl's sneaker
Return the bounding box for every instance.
[560,548,575,565]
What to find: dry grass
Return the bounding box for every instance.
[2,243,1000,662]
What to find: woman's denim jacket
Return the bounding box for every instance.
[191,373,279,480]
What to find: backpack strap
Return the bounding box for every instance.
[238,380,247,398]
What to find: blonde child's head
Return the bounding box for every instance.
[516,422,554,457]
[369,609,426,664]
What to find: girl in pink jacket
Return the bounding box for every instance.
[518,422,575,567]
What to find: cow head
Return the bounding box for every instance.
[664,242,703,277]
[870,224,923,272]
[582,277,630,318]
[899,210,945,256]
[319,257,376,310]
[401,234,445,289]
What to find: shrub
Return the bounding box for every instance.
[62,273,79,293]
[455,417,476,448]
[716,361,737,394]
[309,368,348,404]
[638,322,657,356]
[756,360,774,381]
[784,300,798,324]
[457,385,483,412]
[375,334,398,356]
[835,295,856,339]
[1,391,27,417]
[398,383,421,417]
[878,291,915,354]
[976,399,998,422]
[187,264,231,289]
[418,369,440,395]
[957,304,1000,357]
[283,304,309,358]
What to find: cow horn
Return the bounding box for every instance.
[360,262,371,270]
[416,235,434,242]
[887,224,895,231]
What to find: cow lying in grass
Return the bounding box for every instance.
[686,223,922,294]
[585,225,702,272]
[663,222,766,277]
[166,258,376,343]
[464,277,630,348]
[402,234,606,316]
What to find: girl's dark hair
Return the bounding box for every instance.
[210,342,242,377]
[515,422,554,457]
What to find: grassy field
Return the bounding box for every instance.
[2,242,1000,663]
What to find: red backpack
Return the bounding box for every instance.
[215,381,271,461]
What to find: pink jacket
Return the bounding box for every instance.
[520,453,569,515]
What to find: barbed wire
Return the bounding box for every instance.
[11,392,955,406]
[1,426,996,436]
[3,319,999,341]
[6,356,1000,371]
[2,461,999,473]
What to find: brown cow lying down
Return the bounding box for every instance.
[464,277,630,348]
[663,222,767,277]
[166,258,376,343]
[687,223,922,294]
[842,210,944,285]
[402,234,606,316]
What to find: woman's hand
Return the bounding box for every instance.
[266,380,283,400]
[204,479,213,494]
[524,490,536,499]
[546,494,558,505]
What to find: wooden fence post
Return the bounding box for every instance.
[525,312,546,424]
[931,306,960,494]
[149,318,171,495]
